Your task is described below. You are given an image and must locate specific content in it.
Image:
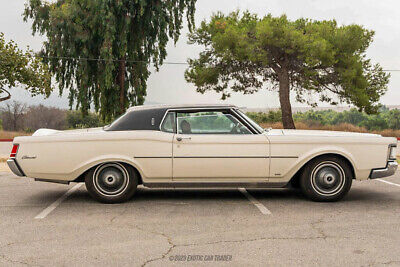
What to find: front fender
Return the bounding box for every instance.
[278,146,358,182]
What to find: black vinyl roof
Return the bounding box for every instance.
[106,104,237,131]
[105,107,168,131]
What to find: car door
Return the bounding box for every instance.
[170,109,270,182]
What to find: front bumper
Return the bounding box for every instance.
[370,161,398,179]
[7,159,25,177]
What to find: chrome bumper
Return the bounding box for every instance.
[370,161,398,179]
[7,159,25,177]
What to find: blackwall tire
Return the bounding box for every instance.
[85,162,138,204]
[300,156,352,202]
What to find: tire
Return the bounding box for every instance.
[85,162,138,203]
[300,156,352,202]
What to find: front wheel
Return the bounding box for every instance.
[300,156,352,202]
[85,162,138,203]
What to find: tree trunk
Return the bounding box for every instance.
[118,57,126,114]
[278,70,296,129]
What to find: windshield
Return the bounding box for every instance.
[236,109,265,133]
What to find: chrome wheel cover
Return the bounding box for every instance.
[310,161,346,196]
[93,163,129,197]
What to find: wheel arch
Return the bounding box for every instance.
[289,153,356,187]
[73,160,143,185]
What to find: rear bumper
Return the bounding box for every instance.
[370,161,398,179]
[7,159,25,177]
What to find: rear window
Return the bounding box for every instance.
[105,108,166,131]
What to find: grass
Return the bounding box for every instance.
[0,130,30,139]
[259,122,400,138]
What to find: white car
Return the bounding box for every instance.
[7,104,398,203]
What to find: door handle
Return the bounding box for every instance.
[176,136,191,141]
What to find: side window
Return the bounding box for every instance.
[160,112,176,133]
[176,111,251,134]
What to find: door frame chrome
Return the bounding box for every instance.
[159,107,260,134]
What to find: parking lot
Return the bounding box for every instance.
[0,167,399,266]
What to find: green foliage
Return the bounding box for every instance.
[66,110,103,129]
[186,11,390,128]
[247,107,400,131]
[0,32,52,98]
[24,0,196,121]
[246,110,282,124]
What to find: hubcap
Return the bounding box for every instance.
[93,163,129,196]
[311,161,345,196]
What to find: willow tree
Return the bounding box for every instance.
[24,0,196,121]
[185,12,390,129]
[0,32,51,101]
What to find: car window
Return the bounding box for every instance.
[235,109,264,133]
[176,111,251,134]
[105,108,167,131]
[160,112,176,133]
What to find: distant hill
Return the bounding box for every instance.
[244,105,400,113]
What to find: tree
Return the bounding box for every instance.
[66,110,102,129]
[185,11,390,129]
[0,32,52,101]
[1,101,27,131]
[25,105,67,131]
[24,0,196,121]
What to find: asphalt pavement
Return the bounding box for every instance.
[0,169,400,266]
[0,142,12,158]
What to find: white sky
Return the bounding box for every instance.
[1,0,399,109]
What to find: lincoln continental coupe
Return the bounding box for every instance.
[7,104,398,203]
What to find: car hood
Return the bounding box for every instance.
[32,127,104,137]
[267,129,381,138]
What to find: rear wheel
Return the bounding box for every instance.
[300,156,352,202]
[85,162,138,203]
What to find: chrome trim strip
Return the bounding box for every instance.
[135,156,172,159]
[271,156,299,158]
[34,178,70,185]
[7,159,25,177]
[159,109,172,132]
[143,182,288,188]
[135,156,298,159]
[369,161,398,179]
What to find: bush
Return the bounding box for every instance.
[247,110,282,123]
[66,110,103,129]
[247,107,400,131]
[0,102,104,131]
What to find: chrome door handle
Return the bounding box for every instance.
[176,136,191,141]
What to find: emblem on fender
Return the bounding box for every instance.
[22,155,37,160]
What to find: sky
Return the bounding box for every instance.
[0,0,399,109]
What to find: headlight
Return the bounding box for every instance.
[389,145,397,161]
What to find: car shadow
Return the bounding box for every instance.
[26,183,400,206]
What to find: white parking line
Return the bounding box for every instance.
[35,183,83,219]
[238,188,271,215]
[377,179,400,188]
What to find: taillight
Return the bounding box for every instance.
[10,144,19,158]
